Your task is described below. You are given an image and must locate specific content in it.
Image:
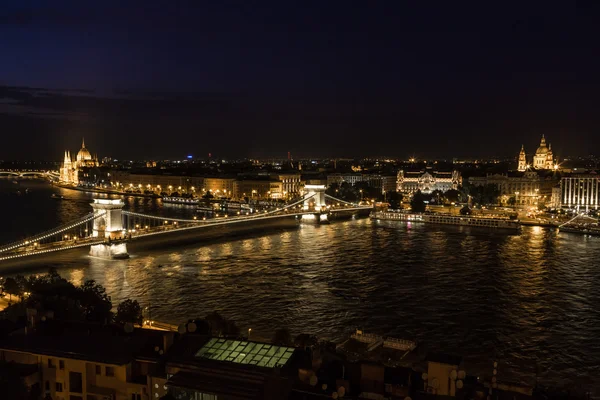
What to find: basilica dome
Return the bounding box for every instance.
[535,135,549,155]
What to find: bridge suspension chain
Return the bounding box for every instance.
[0,212,105,254]
[324,193,359,206]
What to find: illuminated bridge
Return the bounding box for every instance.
[0,185,371,262]
[0,170,59,179]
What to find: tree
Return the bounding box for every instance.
[203,191,214,200]
[410,190,427,213]
[272,328,292,346]
[3,277,22,301]
[429,189,444,204]
[444,189,462,203]
[386,190,403,209]
[114,299,143,325]
[460,205,472,215]
[507,196,517,206]
[78,280,113,323]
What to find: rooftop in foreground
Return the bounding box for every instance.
[195,337,296,369]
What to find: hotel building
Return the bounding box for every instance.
[560,174,600,210]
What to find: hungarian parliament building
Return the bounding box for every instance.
[59,139,99,184]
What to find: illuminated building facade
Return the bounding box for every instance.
[397,170,461,195]
[560,174,600,210]
[469,171,557,205]
[517,135,555,171]
[59,139,99,184]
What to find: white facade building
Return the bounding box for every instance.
[560,174,600,210]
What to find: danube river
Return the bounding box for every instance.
[1,179,600,391]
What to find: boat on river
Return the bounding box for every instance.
[162,196,199,205]
[51,194,64,200]
[371,211,521,231]
[558,214,600,236]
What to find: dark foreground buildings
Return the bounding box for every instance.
[0,316,581,400]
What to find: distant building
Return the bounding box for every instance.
[203,177,235,198]
[59,139,99,184]
[517,135,556,171]
[327,173,396,194]
[468,170,557,206]
[327,173,364,187]
[560,173,600,210]
[397,169,461,195]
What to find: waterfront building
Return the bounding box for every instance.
[277,173,303,198]
[396,169,461,195]
[468,170,557,206]
[327,173,364,187]
[327,173,396,194]
[59,139,99,184]
[234,178,277,200]
[517,135,556,171]
[108,171,204,194]
[560,173,600,210]
[203,177,236,198]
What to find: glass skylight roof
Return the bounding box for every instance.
[195,338,295,368]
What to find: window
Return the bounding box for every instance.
[48,358,55,368]
[69,371,83,393]
[95,365,101,375]
[59,360,65,370]
[56,382,63,392]
[131,395,141,400]
[105,366,114,377]
[45,381,50,391]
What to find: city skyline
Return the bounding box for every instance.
[1,2,599,160]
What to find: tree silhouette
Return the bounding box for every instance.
[386,190,403,209]
[410,190,427,213]
[3,277,21,301]
[114,299,143,325]
[77,280,113,323]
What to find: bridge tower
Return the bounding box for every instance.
[90,199,125,239]
[303,184,326,211]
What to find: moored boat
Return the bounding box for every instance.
[162,197,199,205]
[371,211,521,231]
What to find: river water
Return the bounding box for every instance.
[1,179,599,391]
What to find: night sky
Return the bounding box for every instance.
[1,1,598,160]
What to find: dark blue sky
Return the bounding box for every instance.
[1,1,599,160]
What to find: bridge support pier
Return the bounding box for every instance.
[303,184,326,211]
[89,199,129,259]
[90,199,125,239]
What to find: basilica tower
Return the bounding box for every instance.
[517,145,527,171]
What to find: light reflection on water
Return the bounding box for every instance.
[2,180,600,391]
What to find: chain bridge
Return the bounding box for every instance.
[0,170,59,179]
[0,185,371,262]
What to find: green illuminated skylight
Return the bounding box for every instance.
[195,338,295,368]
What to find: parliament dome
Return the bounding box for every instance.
[76,139,93,161]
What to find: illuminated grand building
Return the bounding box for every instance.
[59,139,99,184]
[517,135,556,171]
[396,169,461,195]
